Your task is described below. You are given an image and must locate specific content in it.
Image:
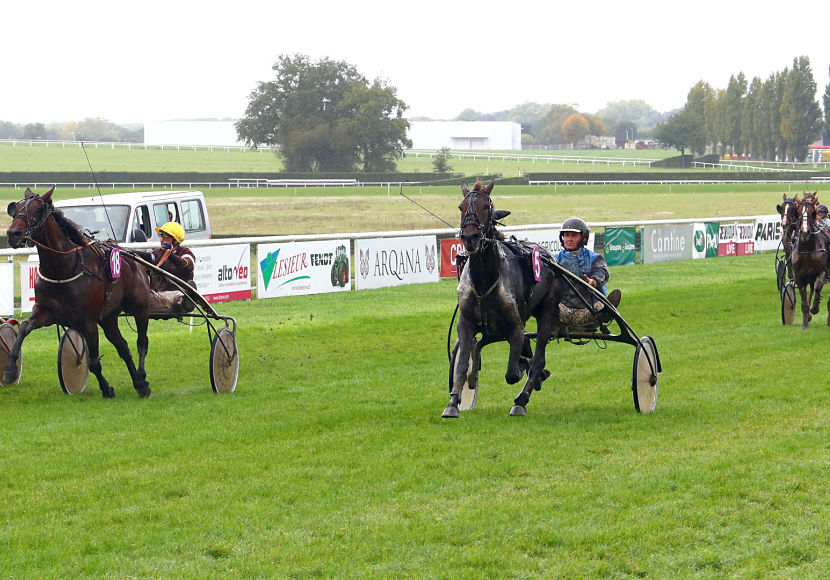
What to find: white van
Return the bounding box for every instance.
[54,190,211,243]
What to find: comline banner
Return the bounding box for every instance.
[642,224,693,263]
[509,229,596,253]
[257,239,351,298]
[603,227,636,266]
[355,235,439,290]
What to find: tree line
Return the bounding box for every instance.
[655,56,829,162]
[0,118,142,142]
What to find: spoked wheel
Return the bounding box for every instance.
[210,326,239,393]
[776,258,787,293]
[781,283,797,325]
[0,322,21,385]
[58,328,89,395]
[448,338,480,411]
[632,336,660,414]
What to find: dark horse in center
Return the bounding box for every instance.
[5,187,153,397]
[791,193,830,329]
[443,180,565,418]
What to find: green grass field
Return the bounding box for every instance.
[1,254,830,577]
[2,182,827,238]
[0,141,676,175]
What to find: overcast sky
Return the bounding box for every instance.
[4,1,829,125]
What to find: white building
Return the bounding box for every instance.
[408,121,521,150]
[144,120,244,147]
[143,119,522,151]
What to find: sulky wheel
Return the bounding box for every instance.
[776,258,787,294]
[781,283,797,325]
[632,336,660,414]
[0,322,21,385]
[448,338,480,411]
[58,328,89,395]
[210,326,239,393]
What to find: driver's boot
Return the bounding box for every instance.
[596,289,621,324]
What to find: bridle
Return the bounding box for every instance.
[7,194,54,242]
[459,190,495,250]
[7,194,85,256]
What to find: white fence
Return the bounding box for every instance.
[0,214,781,315]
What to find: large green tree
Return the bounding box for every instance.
[654,109,706,165]
[236,54,411,172]
[779,56,822,160]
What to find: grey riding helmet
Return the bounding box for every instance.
[559,217,590,246]
[819,204,829,215]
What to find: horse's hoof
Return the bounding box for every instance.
[442,405,459,418]
[137,384,151,398]
[101,387,115,398]
[505,371,522,385]
[509,405,527,417]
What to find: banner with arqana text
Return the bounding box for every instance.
[603,227,636,266]
[256,239,351,298]
[355,235,439,290]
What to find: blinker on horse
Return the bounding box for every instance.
[445,180,565,418]
[4,187,153,397]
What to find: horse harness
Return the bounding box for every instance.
[10,193,122,315]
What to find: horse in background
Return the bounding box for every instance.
[445,179,565,418]
[776,193,800,283]
[790,193,830,328]
[4,187,153,396]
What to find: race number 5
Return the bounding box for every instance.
[532,247,541,282]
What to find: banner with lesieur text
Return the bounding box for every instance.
[257,240,351,298]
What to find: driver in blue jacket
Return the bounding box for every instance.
[554,217,621,324]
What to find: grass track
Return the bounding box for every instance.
[1,254,830,577]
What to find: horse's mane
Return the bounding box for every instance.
[51,207,91,246]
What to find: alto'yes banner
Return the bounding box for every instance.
[603,227,636,266]
[257,239,351,298]
[355,235,439,290]
[192,244,252,303]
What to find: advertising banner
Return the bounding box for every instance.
[440,238,464,278]
[355,235,439,290]
[718,222,737,257]
[257,239,351,299]
[20,260,38,313]
[642,224,694,263]
[705,222,719,257]
[192,244,252,303]
[509,229,596,253]
[693,222,719,259]
[603,227,636,266]
[753,214,781,252]
[735,222,755,256]
[0,263,13,315]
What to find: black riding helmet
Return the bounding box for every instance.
[559,217,590,248]
[818,204,829,215]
